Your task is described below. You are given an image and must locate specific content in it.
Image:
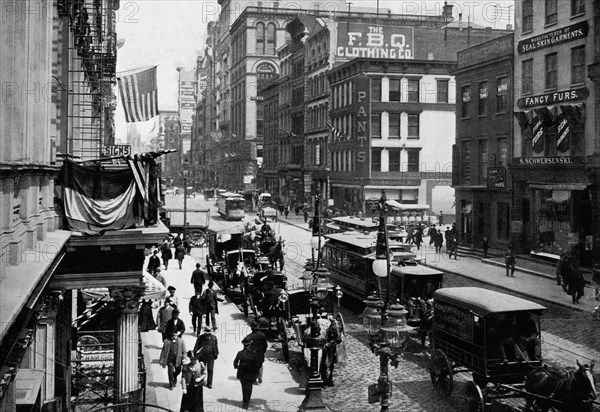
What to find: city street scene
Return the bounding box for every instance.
[2,0,600,412]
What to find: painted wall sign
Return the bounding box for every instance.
[458,34,513,68]
[517,87,589,108]
[433,301,474,343]
[515,156,583,166]
[487,167,507,189]
[102,145,131,156]
[336,23,414,60]
[518,21,589,54]
[353,75,370,176]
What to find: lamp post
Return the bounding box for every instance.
[372,190,391,312]
[335,285,343,314]
[311,189,325,268]
[182,159,191,234]
[300,299,328,411]
[362,299,410,412]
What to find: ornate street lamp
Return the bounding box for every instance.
[310,189,326,267]
[371,190,391,312]
[300,299,328,411]
[362,299,410,412]
[182,159,191,235]
[335,285,343,314]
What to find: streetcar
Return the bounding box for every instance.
[217,192,245,221]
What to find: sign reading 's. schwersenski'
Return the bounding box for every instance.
[337,23,414,60]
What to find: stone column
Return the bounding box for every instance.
[110,287,143,405]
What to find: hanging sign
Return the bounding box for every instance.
[517,87,589,108]
[531,117,545,153]
[556,113,571,153]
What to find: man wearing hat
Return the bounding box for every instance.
[156,297,174,341]
[193,327,219,389]
[180,350,206,411]
[159,331,186,390]
[233,337,262,409]
[166,286,180,308]
[190,263,206,294]
[165,307,186,338]
[243,320,268,384]
[147,249,161,275]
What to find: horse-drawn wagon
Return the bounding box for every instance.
[162,208,210,247]
[429,287,597,412]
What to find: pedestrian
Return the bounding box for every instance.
[155,268,168,296]
[174,234,183,249]
[284,204,290,218]
[183,234,192,255]
[444,227,451,251]
[428,225,437,246]
[206,255,214,280]
[483,236,490,259]
[175,243,186,270]
[159,331,187,390]
[193,326,219,389]
[439,211,444,225]
[180,350,207,412]
[166,286,180,309]
[191,263,206,294]
[434,229,443,253]
[189,290,204,336]
[414,228,423,251]
[139,299,156,332]
[303,208,309,223]
[556,253,568,286]
[448,234,458,259]
[505,248,516,277]
[244,320,268,384]
[157,298,174,341]
[593,263,600,302]
[161,240,173,270]
[568,264,586,304]
[233,337,263,409]
[165,308,186,338]
[406,226,415,245]
[202,281,219,331]
[147,249,161,275]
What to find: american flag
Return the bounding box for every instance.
[326,120,348,140]
[118,66,159,123]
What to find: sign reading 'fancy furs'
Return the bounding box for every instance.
[518,21,588,54]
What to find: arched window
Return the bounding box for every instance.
[256,22,265,55]
[266,23,276,55]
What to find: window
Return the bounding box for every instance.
[478,82,488,116]
[407,79,420,102]
[545,53,558,89]
[522,0,533,32]
[389,113,401,138]
[371,149,381,172]
[478,140,489,184]
[371,78,381,102]
[546,0,557,25]
[496,77,508,112]
[257,102,264,136]
[571,46,586,84]
[407,150,420,172]
[256,23,265,54]
[266,23,276,55]
[408,114,419,138]
[371,113,381,138]
[522,59,533,94]
[437,80,449,103]
[389,149,401,171]
[572,0,585,15]
[389,79,401,102]
[497,137,508,167]
[461,85,471,118]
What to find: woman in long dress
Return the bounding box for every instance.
[138,299,156,332]
[180,351,207,412]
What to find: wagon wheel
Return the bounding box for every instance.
[278,317,290,363]
[188,230,207,248]
[430,349,454,397]
[464,381,485,412]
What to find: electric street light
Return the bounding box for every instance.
[300,298,328,411]
[372,190,391,312]
[182,159,191,236]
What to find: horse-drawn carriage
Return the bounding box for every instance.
[429,287,597,412]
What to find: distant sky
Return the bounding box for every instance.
[115,0,514,141]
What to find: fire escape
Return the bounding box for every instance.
[64,0,118,161]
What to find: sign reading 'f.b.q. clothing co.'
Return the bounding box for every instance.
[518,21,589,54]
[336,23,414,60]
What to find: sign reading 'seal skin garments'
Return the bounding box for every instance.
[337,23,414,60]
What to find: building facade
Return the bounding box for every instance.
[453,34,514,248]
[512,0,596,266]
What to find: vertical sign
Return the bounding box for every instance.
[354,75,370,176]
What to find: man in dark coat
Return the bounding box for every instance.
[193,327,219,389]
[175,244,186,269]
[505,248,516,277]
[147,250,161,275]
[568,265,586,304]
[244,320,268,384]
[233,337,262,409]
[159,332,187,390]
[160,240,172,270]
[202,281,219,330]
[165,308,186,338]
[191,263,206,294]
[189,290,204,336]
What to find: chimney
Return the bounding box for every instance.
[442,2,454,21]
[506,24,513,30]
[458,13,463,30]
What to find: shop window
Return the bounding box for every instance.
[571,46,586,84]
[545,53,558,90]
[407,114,419,139]
[371,149,382,172]
[496,77,508,112]
[407,79,420,102]
[478,81,488,116]
[497,138,508,167]
[572,0,585,15]
[437,79,449,103]
[545,0,557,25]
[389,79,401,102]
[522,59,533,94]
[407,149,420,172]
[461,85,470,118]
[522,0,533,32]
[389,149,401,172]
[497,202,510,241]
[371,113,381,138]
[389,113,401,138]
[371,78,381,102]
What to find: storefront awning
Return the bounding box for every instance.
[386,200,430,211]
[529,182,589,191]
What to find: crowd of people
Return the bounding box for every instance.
[138,237,271,411]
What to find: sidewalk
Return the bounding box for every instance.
[142,247,306,412]
[276,213,598,314]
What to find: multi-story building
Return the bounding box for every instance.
[453,35,514,248]
[512,0,596,267]
[161,112,182,184]
[588,1,600,265]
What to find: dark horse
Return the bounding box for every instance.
[525,360,596,412]
[320,317,343,386]
[268,241,285,270]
